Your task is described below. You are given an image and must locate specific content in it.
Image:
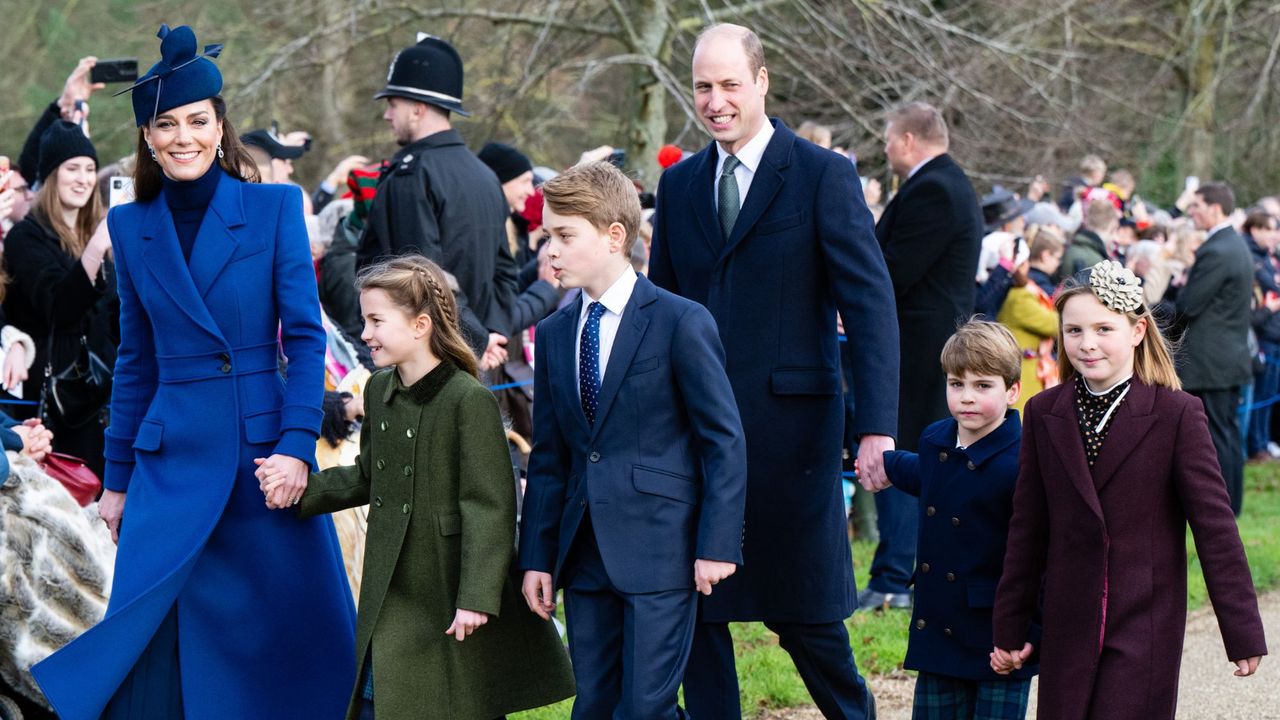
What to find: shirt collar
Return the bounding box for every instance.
[907,154,938,180]
[1208,220,1234,238]
[716,120,775,175]
[581,266,638,318]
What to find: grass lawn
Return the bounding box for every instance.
[514,464,1280,719]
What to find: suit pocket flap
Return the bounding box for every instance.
[133,420,163,452]
[627,355,660,376]
[244,409,282,445]
[437,513,462,536]
[770,368,840,396]
[632,465,697,504]
[755,212,805,236]
[967,582,997,608]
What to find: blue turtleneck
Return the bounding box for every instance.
[162,163,222,263]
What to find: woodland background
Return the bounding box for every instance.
[2,0,1279,204]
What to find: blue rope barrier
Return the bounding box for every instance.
[0,399,38,407]
[488,379,534,392]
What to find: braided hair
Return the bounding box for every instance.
[355,255,480,378]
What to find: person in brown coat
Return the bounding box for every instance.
[992,260,1266,720]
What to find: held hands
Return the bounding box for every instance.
[1234,656,1262,677]
[254,455,310,509]
[522,571,556,620]
[12,420,53,462]
[694,559,736,596]
[990,643,1034,675]
[856,434,895,492]
[445,608,489,641]
[98,489,126,544]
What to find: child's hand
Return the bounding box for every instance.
[522,571,556,620]
[990,643,1034,674]
[694,559,736,596]
[1234,656,1262,677]
[445,609,489,641]
[254,455,309,509]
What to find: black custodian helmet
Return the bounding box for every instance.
[374,35,469,116]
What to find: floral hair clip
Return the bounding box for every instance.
[1089,260,1144,314]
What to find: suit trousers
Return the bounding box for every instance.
[1190,387,1245,515]
[562,514,697,720]
[683,620,874,719]
[103,605,183,720]
[868,486,918,595]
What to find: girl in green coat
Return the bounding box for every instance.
[261,256,574,719]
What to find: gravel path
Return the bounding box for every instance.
[763,590,1278,719]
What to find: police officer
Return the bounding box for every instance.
[358,35,517,363]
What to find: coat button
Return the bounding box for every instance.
[374,497,383,507]
[966,460,976,470]
[220,363,232,373]
[376,459,386,470]
[589,451,601,463]
[946,572,956,582]
[944,628,953,637]
[217,352,230,362]
[380,420,388,431]
[403,465,413,476]
[926,506,936,516]
[938,451,948,462]
[402,504,411,514]
[920,563,931,573]
[915,619,926,629]
[406,428,416,439]
[580,498,587,507]
[952,517,961,527]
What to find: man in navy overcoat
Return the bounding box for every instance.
[650,23,899,719]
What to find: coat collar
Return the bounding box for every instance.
[896,153,952,194]
[921,409,1021,467]
[393,129,465,165]
[382,358,458,405]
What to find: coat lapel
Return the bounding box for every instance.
[589,276,654,441]
[552,294,590,437]
[187,173,248,299]
[721,120,792,260]
[1090,381,1158,492]
[1041,383,1105,522]
[684,146,722,256]
[138,198,224,342]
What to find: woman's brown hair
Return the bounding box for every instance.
[1054,277,1181,390]
[132,95,259,202]
[33,166,104,259]
[355,256,479,378]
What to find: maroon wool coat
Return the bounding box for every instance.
[993,379,1267,720]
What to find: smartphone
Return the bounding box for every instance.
[607,149,626,169]
[90,58,139,84]
[1184,175,1200,193]
[109,176,135,208]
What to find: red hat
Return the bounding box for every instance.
[657,144,683,169]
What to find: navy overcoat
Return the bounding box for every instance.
[33,174,356,719]
[650,120,900,622]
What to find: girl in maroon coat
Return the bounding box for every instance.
[991,260,1266,720]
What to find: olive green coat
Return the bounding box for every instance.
[301,361,575,720]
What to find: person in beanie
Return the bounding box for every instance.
[357,35,517,367]
[31,24,356,720]
[1,119,116,476]
[478,141,537,265]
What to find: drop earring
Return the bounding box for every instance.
[148,145,157,160]
[216,143,224,159]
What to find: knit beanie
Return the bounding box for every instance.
[478,142,532,184]
[37,121,98,183]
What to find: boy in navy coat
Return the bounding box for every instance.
[518,161,747,719]
[881,320,1039,719]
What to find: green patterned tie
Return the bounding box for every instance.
[718,155,742,241]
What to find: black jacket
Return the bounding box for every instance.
[356,129,517,354]
[319,214,362,341]
[876,153,983,451]
[1177,226,1255,389]
[1246,233,1280,344]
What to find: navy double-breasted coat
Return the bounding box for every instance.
[32,174,356,719]
[650,120,900,622]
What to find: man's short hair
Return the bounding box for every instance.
[541,161,641,255]
[696,24,766,76]
[1080,154,1106,177]
[1243,208,1277,235]
[940,319,1022,389]
[1083,197,1121,232]
[1195,182,1236,216]
[887,102,948,149]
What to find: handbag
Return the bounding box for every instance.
[39,334,112,429]
[40,451,102,507]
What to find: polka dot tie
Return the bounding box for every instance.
[579,301,607,424]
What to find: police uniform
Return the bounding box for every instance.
[356,36,517,353]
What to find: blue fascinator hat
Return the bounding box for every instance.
[116,25,224,127]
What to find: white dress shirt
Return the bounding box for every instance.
[575,267,639,394]
[1207,219,1234,239]
[714,122,776,210]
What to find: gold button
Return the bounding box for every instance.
[403,465,413,476]
[915,619,926,630]
[407,428,416,439]
[926,506,936,517]
[920,563,931,573]
[938,451,948,462]
[376,459,385,470]
[380,420,388,431]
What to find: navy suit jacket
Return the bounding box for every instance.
[518,274,747,594]
[650,119,899,622]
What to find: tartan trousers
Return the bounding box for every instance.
[912,671,1032,720]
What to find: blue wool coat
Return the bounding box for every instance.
[32,174,356,719]
[650,120,899,622]
[883,411,1038,681]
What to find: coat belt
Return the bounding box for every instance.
[156,342,281,383]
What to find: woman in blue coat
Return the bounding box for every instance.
[32,25,356,720]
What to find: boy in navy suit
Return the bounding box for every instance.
[518,161,747,719]
[880,320,1038,719]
